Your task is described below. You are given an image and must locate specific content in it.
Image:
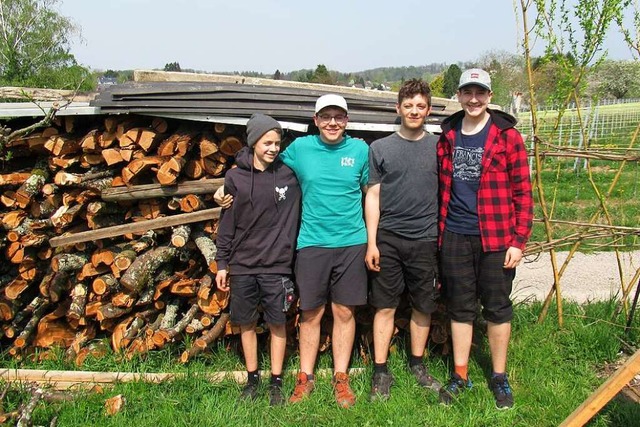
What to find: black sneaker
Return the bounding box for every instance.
[268,383,285,406]
[369,371,395,402]
[439,373,472,405]
[491,374,514,410]
[240,382,260,401]
[410,364,442,391]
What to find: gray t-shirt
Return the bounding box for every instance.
[368,132,438,240]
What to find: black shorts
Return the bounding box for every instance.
[369,230,438,314]
[295,244,368,311]
[440,230,515,323]
[229,274,294,326]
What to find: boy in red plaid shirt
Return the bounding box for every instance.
[437,69,533,409]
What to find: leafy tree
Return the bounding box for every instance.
[594,60,640,98]
[311,64,335,85]
[104,69,119,78]
[429,74,445,98]
[0,0,92,89]
[273,69,281,80]
[163,62,182,72]
[442,64,462,97]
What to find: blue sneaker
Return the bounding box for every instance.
[491,373,514,409]
[439,373,472,405]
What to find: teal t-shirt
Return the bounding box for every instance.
[280,134,369,249]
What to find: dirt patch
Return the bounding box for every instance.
[514,251,640,304]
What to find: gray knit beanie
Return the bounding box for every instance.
[246,113,282,148]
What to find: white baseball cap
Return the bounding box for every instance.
[315,94,348,114]
[458,68,492,91]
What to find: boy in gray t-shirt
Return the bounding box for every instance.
[365,79,442,401]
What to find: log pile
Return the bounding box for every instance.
[0,113,245,363]
[1,110,451,364]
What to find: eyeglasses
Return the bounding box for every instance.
[317,113,348,124]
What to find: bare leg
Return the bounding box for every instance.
[409,309,431,357]
[331,302,356,373]
[372,307,396,364]
[298,306,325,375]
[240,322,258,372]
[487,321,511,373]
[450,320,474,367]
[268,323,287,376]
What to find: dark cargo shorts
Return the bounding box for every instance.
[229,274,295,325]
[369,229,438,314]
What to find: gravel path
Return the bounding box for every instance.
[513,251,640,304]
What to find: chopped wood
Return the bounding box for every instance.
[14,157,49,209]
[180,312,230,363]
[67,281,88,321]
[151,117,168,133]
[184,159,204,179]
[54,169,116,187]
[64,325,97,361]
[0,172,32,186]
[153,303,199,348]
[80,129,100,151]
[193,228,217,273]
[13,300,50,349]
[170,225,191,248]
[105,394,126,416]
[44,135,81,157]
[120,246,180,293]
[179,194,205,212]
[92,274,119,296]
[101,148,125,166]
[51,252,89,273]
[219,136,244,156]
[156,156,186,185]
[198,133,219,158]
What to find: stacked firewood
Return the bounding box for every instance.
[0,114,248,363]
[0,112,451,364]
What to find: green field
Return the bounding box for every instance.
[1,301,639,426]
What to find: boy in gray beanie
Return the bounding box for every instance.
[215,113,300,406]
[246,113,282,148]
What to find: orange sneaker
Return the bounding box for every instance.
[289,372,315,403]
[333,372,356,408]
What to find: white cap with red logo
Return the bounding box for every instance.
[458,68,492,91]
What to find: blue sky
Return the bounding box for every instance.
[58,0,636,73]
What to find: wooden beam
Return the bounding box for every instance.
[560,349,640,427]
[0,368,365,390]
[101,179,224,202]
[49,208,221,248]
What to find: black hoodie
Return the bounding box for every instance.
[215,146,301,275]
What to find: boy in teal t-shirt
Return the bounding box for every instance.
[284,94,369,409]
[280,133,368,249]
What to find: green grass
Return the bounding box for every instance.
[3,301,640,427]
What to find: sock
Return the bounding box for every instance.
[492,372,506,380]
[454,365,468,380]
[247,370,260,385]
[374,362,388,374]
[409,355,423,367]
[271,374,283,387]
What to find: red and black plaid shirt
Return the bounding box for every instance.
[437,109,533,252]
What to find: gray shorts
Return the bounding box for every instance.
[294,244,368,311]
